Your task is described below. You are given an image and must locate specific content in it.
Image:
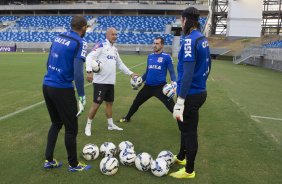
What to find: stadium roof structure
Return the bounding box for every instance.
[262,0,282,35]
[210,0,282,36]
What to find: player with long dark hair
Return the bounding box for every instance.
[170,7,211,179]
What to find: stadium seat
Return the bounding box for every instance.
[94,16,176,33]
[263,40,282,48]
[0,15,207,45]
[0,16,19,23]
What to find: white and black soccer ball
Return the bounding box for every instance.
[82,143,99,161]
[135,152,152,171]
[99,156,119,175]
[162,83,176,98]
[151,158,170,177]
[118,141,134,152]
[100,142,117,157]
[119,149,136,166]
[130,76,143,89]
[92,60,102,73]
[157,150,174,166]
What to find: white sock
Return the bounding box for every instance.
[87,118,92,125]
[85,119,92,136]
[107,118,113,126]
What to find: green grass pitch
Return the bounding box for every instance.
[0,53,281,184]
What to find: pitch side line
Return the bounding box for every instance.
[0,61,146,121]
[210,75,215,81]
[251,115,282,121]
[0,101,45,121]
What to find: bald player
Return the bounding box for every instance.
[84,27,138,136]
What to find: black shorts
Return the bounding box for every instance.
[93,83,114,104]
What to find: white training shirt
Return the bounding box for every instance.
[86,39,133,85]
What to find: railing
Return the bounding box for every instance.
[233,46,265,64]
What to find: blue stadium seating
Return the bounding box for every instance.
[94,16,176,32]
[85,32,173,45]
[199,17,207,31]
[0,16,19,22]
[11,15,93,30]
[263,40,282,48]
[0,31,59,42]
[0,15,207,45]
[0,31,173,45]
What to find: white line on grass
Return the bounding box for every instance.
[0,101,45,121]
[210,75,215,81]
[0,61,146,121]
[251,115,282,121]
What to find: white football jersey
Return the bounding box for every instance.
[86,39,133,84]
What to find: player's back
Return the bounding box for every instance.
[177,30,211,95]
[43,31,84,88]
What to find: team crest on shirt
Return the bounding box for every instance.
[157,57,163,63]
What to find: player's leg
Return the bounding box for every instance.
[170,91,207,178]
[120,85,153,122]
[104,85,122,130]
[174,130,187,165]
[43,85,63,168]
[52,88,78,167]
[183,92,206,174]
[53,88,92,171]
[85,83,104,136]
[154,85,175,113]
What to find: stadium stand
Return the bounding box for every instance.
[7,15,93,31]
[0,15,207,45]
[263,40,282,48]
[85,32,174,45]
[0,16,19,22]
[94,16,176,32]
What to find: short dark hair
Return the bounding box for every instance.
[71,15,87,31]
[155,37,165,45]
[182,7,200,35]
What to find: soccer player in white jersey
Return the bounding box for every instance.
[84,27,138,136]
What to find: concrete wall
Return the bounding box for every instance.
[172,36,180,57]
[244,48,282,71]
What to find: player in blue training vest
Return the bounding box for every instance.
[170,7,211,179]
[119,37,176,123]
[42,15,91,172]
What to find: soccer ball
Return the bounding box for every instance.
[100,142,117,157]
[130,76,143,89]
[151,158,170,177]
[118,141,134,152]
[162,83,176,98]
[82,143,99,161]
[119,149,136,166]
[92,60,102,73]
[99,156,119,175]
[135,152,152,171]
[157,150,174,166]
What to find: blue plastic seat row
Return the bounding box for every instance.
[95,16,176,32]
[0,15,208,45]
[5,16,93,30]
[263,40,282,48]
[0,31,173,45]
[0,16,19,22]
[85,32,173,45]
